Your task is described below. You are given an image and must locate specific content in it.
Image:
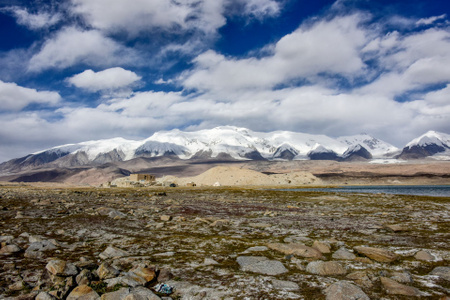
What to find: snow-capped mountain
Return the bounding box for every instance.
[8,126,447,174]
[398,131,450,159]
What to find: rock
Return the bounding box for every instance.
[8,280,25,291]
[202,258,219,265]
[210,219,229,227]
[126,286,161,299]
[415,250,435,261]
[101,288,130,300]
[100,287,160,300]
[332,247,356,260]
[353,246,398,263]
[391,271,413,283]
[268,243,323,259]
[0,244,21,254]
[99,246,129,260]
[384,224,408,232]
[312,240,331,254]
[380,277,421,296]
[97,263,120,280]
[160,215,172,222]
[46,259,78,276]
[25,240,57,258]
[236,256,288,275]
[157,268,173,282]
[354,257,373,264]
[0,235,14,243]
[324,280,370,300]
[76,269,96,285]
[306,261,347,276]
[430,266,450,281]
[129,266,156,283]
[346,271,373,288]
[271,279,300,291]
[36,292,57,300]
[66,285,100,300]
[105,275,143,288]
[243,246,269,253]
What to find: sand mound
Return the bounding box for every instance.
[158,166,321,187]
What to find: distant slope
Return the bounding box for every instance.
[0,126,402,176]
[398,131,450,159]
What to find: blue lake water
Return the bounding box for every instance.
[281,185,450,197]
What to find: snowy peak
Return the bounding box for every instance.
[405,131,450,148]
[399,131,450,159]
[1,127,448,173]
[337,134,399,157]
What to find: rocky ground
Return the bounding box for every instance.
[0,185,449,299]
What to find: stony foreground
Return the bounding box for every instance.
[0,185,449,299]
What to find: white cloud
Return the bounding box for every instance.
[70,0,224,36]
[416,14,447,26]
[28,27,138,72]
[241,0,280,19]
[358,28,450,97]
[0,80,61,111]
[69,0,281,37]
[67,68,141,92]
[182,14,367,92]
[2,6,61,30]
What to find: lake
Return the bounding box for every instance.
[280,185,450,197]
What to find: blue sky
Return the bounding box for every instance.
[0,0,450,162]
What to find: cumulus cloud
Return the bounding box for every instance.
[28,27,138,72]
[0,80,61,111]
[2,6,61,30]
[69,0,281,37]
[70,0,225,36]
[182,14,367,92]
[67,68,141,92]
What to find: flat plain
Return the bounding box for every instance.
[0,184,449,299]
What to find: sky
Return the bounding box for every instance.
[0,0,450,162]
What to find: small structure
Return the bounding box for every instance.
[129,174,155,183]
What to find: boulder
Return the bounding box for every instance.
[46,260,78,276]
[271,279,300,291]
[415,250,435,261]
[66,285,100,300]
[97,263,120,280]
[306,261,347,276]
[324,280,369,300]
[380,277,421,297]
[99,246,129,260]
[268,243,323,259]
[236,256,288,275]
[0,244,21,254]
[353,246,398,263]
[332,247,356,260]
[430,266,450,281]
[312,240,331,254]
[129,266,156,283]
[100,287,160,300]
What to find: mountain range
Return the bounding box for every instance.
[0,127,449,182]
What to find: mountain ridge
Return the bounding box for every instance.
[1,127,449,176]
